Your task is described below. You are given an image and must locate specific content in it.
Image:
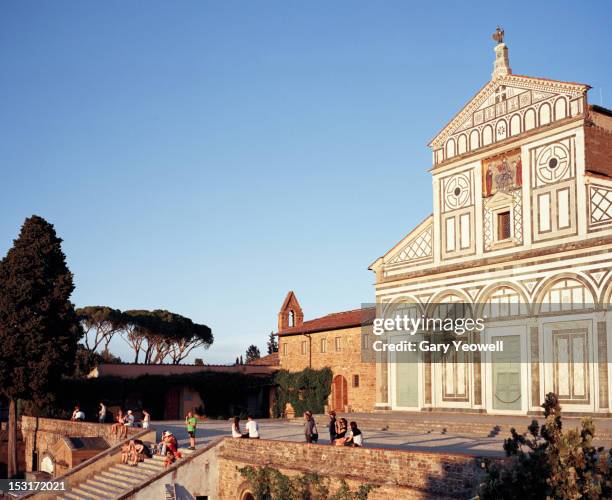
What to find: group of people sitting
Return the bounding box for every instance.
[117,430,182,469]
[111,409,151,438]
[328,411,363,447]
[120,439,152,466]
[230,415,260,439]
[156,430,182,467]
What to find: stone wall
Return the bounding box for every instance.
[216,437,495,499]
[585,123,612,177]
[0,426,26,475]
[279,325,376,412]
[20,416,141,474]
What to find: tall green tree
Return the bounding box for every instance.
[0,216,81,477]
[246,345,261,363]
[267,331,278,354]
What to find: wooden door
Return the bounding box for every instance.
[164,387,181,420]
[332,375,347,411]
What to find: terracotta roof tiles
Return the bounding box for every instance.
[278,307,375,336]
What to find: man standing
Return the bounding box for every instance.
[245,415,259,439]
[185,411,197,450]
[328,410,337,444]
[303,411,318,443]
[98,402,106,424]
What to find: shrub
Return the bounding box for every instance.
[272,368,333,418]
[239,465,376,500]
[480,392,612,499]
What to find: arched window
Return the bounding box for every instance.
[524,108,536,131]
[470,129,480,150]
[457,134,467,155]
[482,125,493,146]
[539,278,594,313]
[539,103,551,126]
[288,310,295,327]
[509,114,521,136]
[446,138,456,158]
[554,98,567,120]
[481,286,528,318]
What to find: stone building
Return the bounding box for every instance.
[369,34,612,415]
[277,291,376,412]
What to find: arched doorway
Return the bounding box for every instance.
[332,375,348,412]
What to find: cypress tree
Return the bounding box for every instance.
[267,331,278,354]
[0,216,81,477]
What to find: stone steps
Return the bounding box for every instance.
[57,447,195,500]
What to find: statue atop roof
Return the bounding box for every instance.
[491,26,511,80]
[492,26,505,45]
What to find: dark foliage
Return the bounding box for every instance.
[73,344,122,377]
[246,344,261,363]
[41,371,273,420]
[0,216,82,476]
[239,465,376,499]
[267,331,278,355]
[272,368,333,418]
[480,393,612,499]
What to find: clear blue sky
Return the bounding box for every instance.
[1,1,610,364]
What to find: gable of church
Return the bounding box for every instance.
[382,215,434,267]
[429,75,589,165]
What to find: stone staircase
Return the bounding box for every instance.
[58,448,194,500]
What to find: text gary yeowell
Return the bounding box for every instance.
[370,314,505,353]
[371,339,505,353]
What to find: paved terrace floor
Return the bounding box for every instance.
[152,412,612,459]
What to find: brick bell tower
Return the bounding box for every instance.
[278,291,304,332]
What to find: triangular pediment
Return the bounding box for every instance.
[384,215,433,265]
[429,74,590,150]
[486,190,514,208]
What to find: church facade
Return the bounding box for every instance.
[369,37,612,415]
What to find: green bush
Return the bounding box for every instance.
[272,367,333,418]
[480,393,612,499]
[239,465,376,500]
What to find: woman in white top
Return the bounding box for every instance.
[231,417,246,438]
[345,421,364,447]
[142,409,151,429]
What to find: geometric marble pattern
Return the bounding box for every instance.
[590,185,612,224]
[389,225,433,264]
